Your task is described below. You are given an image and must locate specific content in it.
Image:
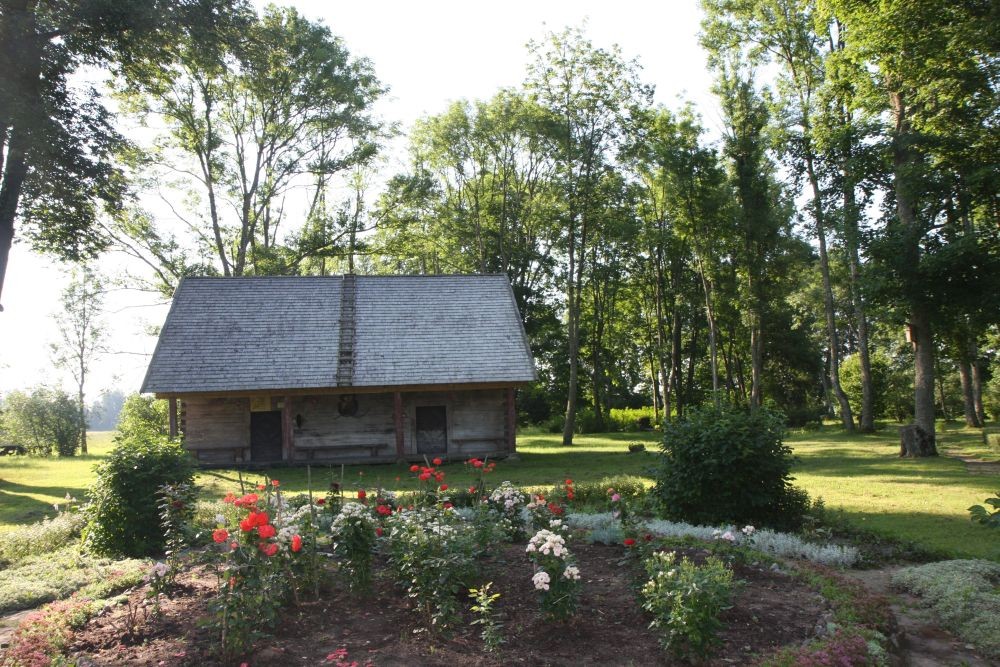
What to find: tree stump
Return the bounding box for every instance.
[899,424,937,458]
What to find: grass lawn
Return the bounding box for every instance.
[1,425,997,561]
[0,431,116,529]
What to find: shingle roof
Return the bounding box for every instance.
[140,275,536,394]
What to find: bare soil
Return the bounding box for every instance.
[67,543,833,666]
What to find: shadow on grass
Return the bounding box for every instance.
[0,479,88,526]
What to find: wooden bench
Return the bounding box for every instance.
[294,442,390,460]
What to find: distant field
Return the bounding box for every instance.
[1,425,997,561]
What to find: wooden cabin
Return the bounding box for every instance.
[141,275,536,465]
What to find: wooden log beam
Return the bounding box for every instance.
[394,391,404,458]
[505,387,516,453]
[168,397,178,438]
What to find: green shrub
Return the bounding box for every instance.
[114,393,170,445]
[83,436,194,558]
[652,405,809,531]
[892,560,1000,658]
[607,406,659,432]
[0,387,81,456]
[0,510,87,567]
[640,550,735,660]
[570,474,649,509]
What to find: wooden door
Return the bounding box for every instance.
[250,411,283,462]
[415,406,447,454]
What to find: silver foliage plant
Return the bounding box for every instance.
[567,512,860,567]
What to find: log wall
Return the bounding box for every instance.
[182,397,250,463]
[181,388,512,465]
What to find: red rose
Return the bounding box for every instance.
[432,457,443,466]
[357,489,366,500]
[624,538,636,547]
[410,464,419,472]
[316,498,326,506]
[443,502,453,509]
[644,534,653,542]
[439,484,448,491]
[434,472,445,483]
[271,479,280,487]
[471,459,483,468]
[469,486,477,494]
[567,491,575,500]
[212,528,229,543]
[291,535,303,552]
[547,502,564,516]
[418,472,431,482]
[252,511,270,527]
[223,492,237,504]
[565,478,573,486]
[376,504,391,516]
[229,541,238,550]
[239,516,254,532]
[375,527,384,537]
[257,484,266,491]
[257,524,276,539]
[259,542,279,557]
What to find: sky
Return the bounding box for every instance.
[0,0,718,400]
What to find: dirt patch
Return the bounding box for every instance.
[64,543,831,666]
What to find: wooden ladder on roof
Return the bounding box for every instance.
[336,274,356,387]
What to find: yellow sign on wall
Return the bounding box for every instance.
[250,396,270,412]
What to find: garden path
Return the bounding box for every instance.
[940,447,1000,476]
[845,567,992,667]
[0,609,33,650]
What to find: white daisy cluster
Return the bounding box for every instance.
[532,570,551,591]
[563,565,581,581]
[330,500,374,534]
[526,529,568,558]
[489,481,527,514]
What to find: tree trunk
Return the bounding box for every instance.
[841,121,875,432]
[811,165,854,430]
[958,358,981,428]
[891,90,935,444]
[972,358,987,425]
[899,424,937,457]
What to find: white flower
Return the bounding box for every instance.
[742,525,756,536]
[720,531,736,542]
[532,571,550,591]
[549,519,562,528]
[563,565,580,581]
[150,562,168,578]
[53,503,60,512]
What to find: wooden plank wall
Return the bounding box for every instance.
[404,388,506,458]
[181,389,512,465]
[183,397,250,463]
[292,394,396,461]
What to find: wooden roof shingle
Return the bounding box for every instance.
[140,275,536,394]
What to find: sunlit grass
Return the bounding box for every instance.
[0,431,114,530]
[1,425,997,561]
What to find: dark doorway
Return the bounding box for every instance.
[415,406,448,454]
[250,411,283,462]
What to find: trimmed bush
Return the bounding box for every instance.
[652,405,809,531]
[83,436,194,558]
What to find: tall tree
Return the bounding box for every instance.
[50,265,107,454]
[823,0,1000,444]
[526,27,652,443]
[115,5,385,292]
[0,0,246,308]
